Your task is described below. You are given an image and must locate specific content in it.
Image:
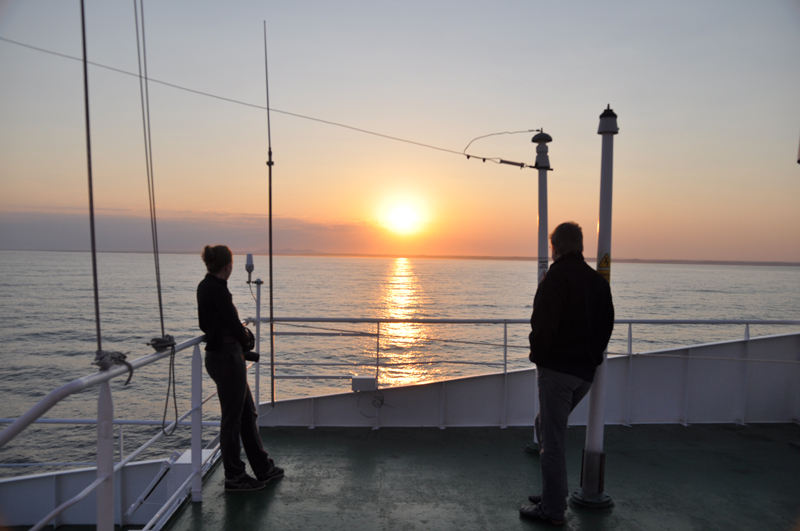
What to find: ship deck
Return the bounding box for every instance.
[161,423,800,531]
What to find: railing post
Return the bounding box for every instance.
[118,424,124,462]
[682,348,692,426]
[502,321,508,428]
[439,381,446,429]
[97,380,114,531]
[503,321,508,375]
[375,322,381,384]
[795,341,800,424]
[625,322,633,426]
[255,279,262,417]
[191,344,203,502]
[627,323,632,355]
[740,328,750,425]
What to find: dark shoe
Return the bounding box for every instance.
[529,493,569,503]
[519,503,565,526]
[225,473,265,492]
[524,442,540,455]
[256,459,284,483]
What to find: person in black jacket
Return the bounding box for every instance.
[519,222,614,525]
[197,245,283,492]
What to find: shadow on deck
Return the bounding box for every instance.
[166,423,800,531]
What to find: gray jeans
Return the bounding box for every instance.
[535,367,592,519]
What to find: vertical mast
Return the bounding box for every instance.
[596,106,617,283]
[572,105,618,509]
[532,131,553,284]
[263,21,276,408]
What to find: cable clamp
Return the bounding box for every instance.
[93,350,134,385]
[147,335,176,352]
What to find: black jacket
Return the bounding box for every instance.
[197,273,249,351]
[529,252,614,382]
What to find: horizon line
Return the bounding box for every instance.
[2,248,798,268]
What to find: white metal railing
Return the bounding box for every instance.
[1,316,799,530]
[247,316,800,403]
[0,419,221,469]
[616,319,800,355]
[0,336,212,531]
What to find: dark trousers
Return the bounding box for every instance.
[535,367,592,519]
[205,347,270,480]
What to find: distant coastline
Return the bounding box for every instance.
[2,248,798,267]
[262,250,800,268]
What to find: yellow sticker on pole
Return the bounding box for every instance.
[597,253,611,282]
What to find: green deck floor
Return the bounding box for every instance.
[165,423,800,531]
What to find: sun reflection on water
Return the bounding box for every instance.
[377,258,439,387]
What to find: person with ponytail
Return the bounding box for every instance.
[197,245,283,492]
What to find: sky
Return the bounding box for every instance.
[1,0,799,262]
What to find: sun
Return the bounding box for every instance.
[385,204,423,235]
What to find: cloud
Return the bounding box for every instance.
[0,210,386,255]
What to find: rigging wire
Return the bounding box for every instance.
[78,1,135,382]
[133,0,166,339]
[463,130,538,154]
[133,0,177,434]
[0,35,535,169]
[78,0,103,357]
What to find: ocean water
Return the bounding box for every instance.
[0,250,798,476]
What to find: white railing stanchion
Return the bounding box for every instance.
[255,280,262,416]
[502,321,508,428]
[627,323,632,354]
[625,322,633,426]
[682,348,692,426]
[118,424,124,462]
[740,335,749,425]
[375,322,381,384]
[96,380,114,531]
[191,344,203,502]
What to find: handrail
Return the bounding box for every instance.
[3,318,795,439]
[245,317,800,406]
[4,319,798,446]
[0,418,222,426]
[2,317,799,529]
[615,319,800,325]
[0,335,205,449]
[252,317,800,325]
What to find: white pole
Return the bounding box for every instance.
[532,131,553,284]
[96,380,115,530]
[538,172,548,283]
[255,279,262,418]
[529,131,552,449]
[190,344,203,502]
[572,105,618,509]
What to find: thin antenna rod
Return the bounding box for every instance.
[80,0,102,355]
[263,21,276,407]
